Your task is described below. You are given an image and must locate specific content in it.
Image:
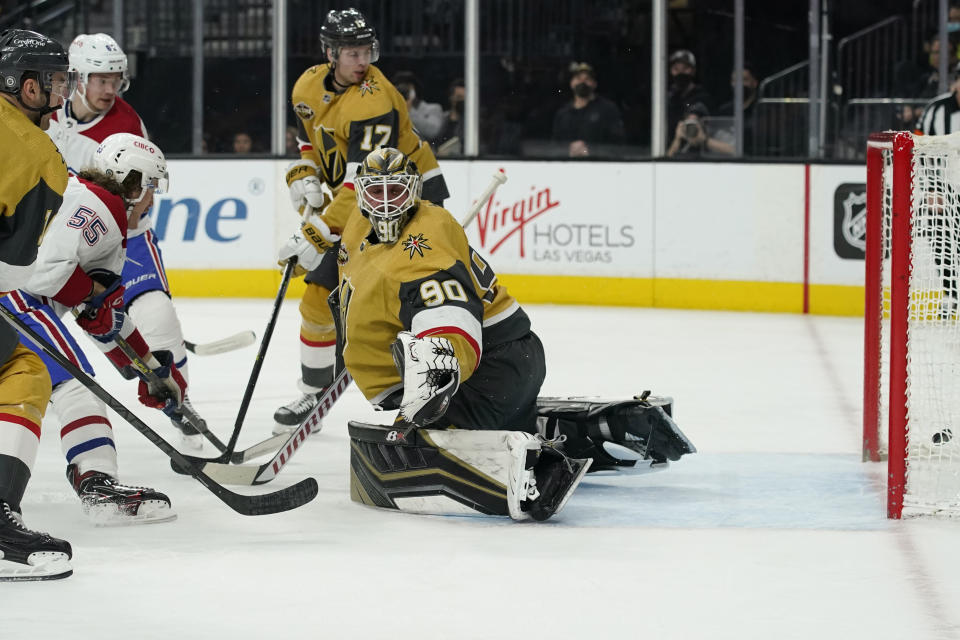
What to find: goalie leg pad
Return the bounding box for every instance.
[536,395,696,469]
[347,422,586,521]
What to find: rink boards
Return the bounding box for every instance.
[154,158,867,316]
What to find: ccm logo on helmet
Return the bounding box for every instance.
[134,140,156,153]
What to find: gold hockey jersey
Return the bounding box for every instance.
[291,63,448,232]
[336,202,530,406]
[0,98,67,293]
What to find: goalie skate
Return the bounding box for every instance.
[67,465,176,526]
[0,501,72,581]
[536,393,696,471]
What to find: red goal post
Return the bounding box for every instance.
[863,131,960,519]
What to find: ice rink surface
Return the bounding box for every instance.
[6,299,960,640]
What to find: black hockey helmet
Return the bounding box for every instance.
[319,8,379,63]
[0,29,72,98]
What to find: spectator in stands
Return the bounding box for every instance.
[667,49,713,141]
[666,102,710,158]
[708,63,761,155]
[434,77,465,157]
[393,70,444,142]
[551,62,624,157]
[894,31,954,103]
[918,61,960,135]
[285,125,298,156]
[232,131,253,153]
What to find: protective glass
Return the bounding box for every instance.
[85,73,130,93]
[47,70,79,100]
[338,42,380,64]
[147,172,170,196]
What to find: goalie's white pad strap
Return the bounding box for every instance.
[418,429,541,521]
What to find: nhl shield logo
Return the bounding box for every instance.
[833,183,867,259]
[841,191,867,251]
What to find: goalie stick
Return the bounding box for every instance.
[171,170,511,485]
[0,304,317,515]
[184,331,256,356]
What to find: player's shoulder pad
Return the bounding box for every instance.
[391,203,467,263]
[101,97,147,136]
[74,176,128,235]
[292,64,329,97]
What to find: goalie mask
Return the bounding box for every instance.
[94,133,169,206]
[320,8,380,65]
[68,33,129,111]
[355,147,422,244]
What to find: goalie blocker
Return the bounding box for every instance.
[349,394,695,520]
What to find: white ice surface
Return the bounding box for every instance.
[6,300,960,640]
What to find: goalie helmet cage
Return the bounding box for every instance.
[863,130,960,519]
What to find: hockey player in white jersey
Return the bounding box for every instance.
[0,133,184,525]
[46,33,204,449]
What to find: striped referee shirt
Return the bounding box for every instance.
[919,91,960,135]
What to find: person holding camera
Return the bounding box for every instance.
[667,102,710,158]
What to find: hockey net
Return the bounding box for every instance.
[864,131,960,519]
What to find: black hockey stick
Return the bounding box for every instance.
[217,258,296,462]
[185,331,256,356]
[108,334,229,454]
[170,367,352,484]
[70,307,229,454]
[0,304,317,515]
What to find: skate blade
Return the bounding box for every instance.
[179,433,205,453]
[85,501,178,527]
[0,552,72,581]
[272,421,323,437]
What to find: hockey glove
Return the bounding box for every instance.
[137,350,187,417]
[76,273,125,342]
[277,213,340,275]
[286,159,332,216]
[392,331,460,427]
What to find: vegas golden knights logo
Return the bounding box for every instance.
[313,125,345,187]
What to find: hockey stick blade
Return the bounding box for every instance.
[171,369,353,485]
[185,331,256,356]
[0,306,316,515]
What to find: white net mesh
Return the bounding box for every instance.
[883,134,960,516]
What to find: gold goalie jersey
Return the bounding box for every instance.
[291,63,448,233]
[337,201,530,406]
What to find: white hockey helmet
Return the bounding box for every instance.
[68,33,129,91]
[95,133,169,203]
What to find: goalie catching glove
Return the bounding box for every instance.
[277,213,341,275]
[392,331,460,427]
[285,159,332,216]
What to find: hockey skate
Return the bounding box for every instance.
[0,500,72,581]
[537,394,696,473]
[67,465,176,526]
[171,395,205,451]
[522,437,592,522]
[273,390,324,436]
